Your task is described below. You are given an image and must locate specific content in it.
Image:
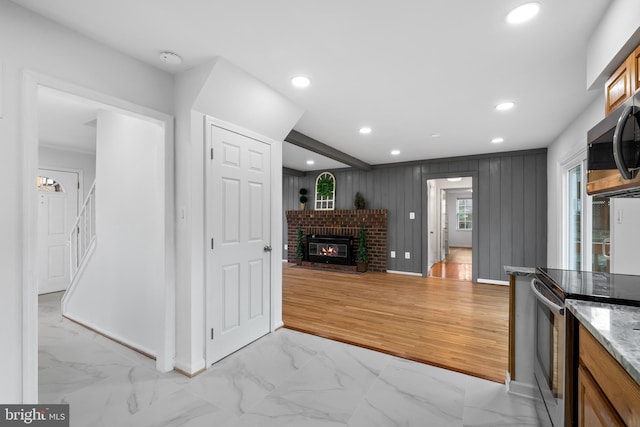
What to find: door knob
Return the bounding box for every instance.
[263,245,272,252]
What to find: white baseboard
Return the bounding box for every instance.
[273,320,285,331]
[505,372,538,399]
[386,270,422,277]
[477,278,509,286]
[63,312,157,359]
[174,357,206,377]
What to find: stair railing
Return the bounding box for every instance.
[69,182,96,282]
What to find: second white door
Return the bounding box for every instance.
[37,169,79,294]
[206,122,272,365]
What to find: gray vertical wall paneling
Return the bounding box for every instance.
[489,158,502,279]
[500,157,513,279]
[282,149,547,279]
[511,156,525,268]
[394,167,406,270]
[403,167,411,270]
[412,165,422,271]
[471,172,480,282]
[353,171,362,209]
[403,167,414,270]
[336,170,355,209]
[477,159,491,279]
[536,153,547,267]
[523,157,537,265]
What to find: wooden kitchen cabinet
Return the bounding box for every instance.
[578,365,624,427]
[632,45,640,97]
[604,44,640,115]
[577,324,640,426]
[605,55,634,115]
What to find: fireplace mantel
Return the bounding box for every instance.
[285,209,388,272]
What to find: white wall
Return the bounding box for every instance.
[0,0,173,402]
[39,146,96,200]
[447,190,473,248]
[63,110,164,356]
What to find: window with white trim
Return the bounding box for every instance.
[315,172,335,210]
[456,198,472,230]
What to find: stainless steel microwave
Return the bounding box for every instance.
[587,91,640,197]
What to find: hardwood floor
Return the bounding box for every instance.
[428,247,473,281]
[282,263,509,383]
[445,247,472,263]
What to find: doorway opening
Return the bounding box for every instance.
[426,177,474,281]
[23,73,175,402]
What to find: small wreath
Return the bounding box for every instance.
[316,176,335,197]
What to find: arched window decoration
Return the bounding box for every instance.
[315,171,336,210]
[37,176,64,193]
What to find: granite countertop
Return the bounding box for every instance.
[504,266,536,276]
[567,299,640,385]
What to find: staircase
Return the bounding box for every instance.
[62,182,96,310]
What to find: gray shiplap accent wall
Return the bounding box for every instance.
[283,149,547,281]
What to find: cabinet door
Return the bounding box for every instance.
[578,366,624,427]
[605,56,633,115]
[632,45,640,94]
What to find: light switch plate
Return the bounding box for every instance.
[405,252,411,259]
[409,212,415,219]
[284,244,288,250]
[390,251,396,258]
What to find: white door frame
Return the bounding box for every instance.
[21,71,176,402]
[203,116,283,365]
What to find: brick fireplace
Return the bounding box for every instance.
[285,209,388,272]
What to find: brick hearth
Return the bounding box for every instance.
[285,209,388,272]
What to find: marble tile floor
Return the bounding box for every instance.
[39,292,539,426]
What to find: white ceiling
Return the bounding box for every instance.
[38,86,99,153]
[18,0,613,169]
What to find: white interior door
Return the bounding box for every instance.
[206,123,271,365]
[37,169,79,294]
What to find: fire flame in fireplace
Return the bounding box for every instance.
[321,245,338,257]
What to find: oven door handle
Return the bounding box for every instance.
[531,279,564,315]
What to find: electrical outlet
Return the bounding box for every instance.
[405,252,411,259]
[284,244,288,250]
[409,212,415,219]
[390,251,396,258]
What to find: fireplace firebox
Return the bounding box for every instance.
[306,235,354,265]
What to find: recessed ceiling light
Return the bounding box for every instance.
[391,150,400,155]
[447,177,462,182]
[159,51,182,65]
[359,127,372,134]
[491,137,505,144]
[496,102,515,111]
[506,2,541,24]
[291,76,311,88]
[306,160,315,165]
